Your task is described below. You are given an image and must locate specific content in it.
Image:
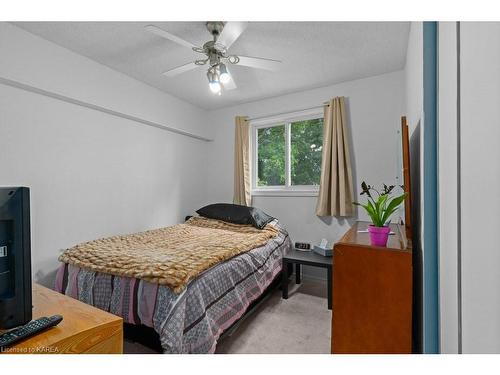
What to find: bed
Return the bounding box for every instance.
[54,213,291,354]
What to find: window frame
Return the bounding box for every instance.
[251,108,324,197]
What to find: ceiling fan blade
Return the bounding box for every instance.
[217,22,248,49]
[145,25,198,49]
[222,68,237,90]
[235,55,282,71]
[162,62,200,77]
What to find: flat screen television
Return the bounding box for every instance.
[0,187,32,329]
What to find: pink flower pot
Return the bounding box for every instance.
[368,225,391,247]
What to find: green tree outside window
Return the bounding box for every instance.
[257,125,286,186]
[291,118,323,185]
[257,118,323,187]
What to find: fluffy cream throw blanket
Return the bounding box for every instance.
[59,217,279,293]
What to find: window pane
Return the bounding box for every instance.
[291,118,324,186]
[257,125,286,186]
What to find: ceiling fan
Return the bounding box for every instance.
[144,22,282,95]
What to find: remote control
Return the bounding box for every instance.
[0,315,63,348]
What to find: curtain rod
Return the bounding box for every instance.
[248,103,329,122]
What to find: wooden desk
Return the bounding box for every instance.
[331,222,412,354]
[1,284,123,354]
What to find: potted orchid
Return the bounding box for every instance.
[353,182,407,247]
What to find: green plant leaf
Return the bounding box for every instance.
[376,194,388,212]
[374,194,389,226]
[381,193,407,224]
[360,201,375,224]
[367,199,383,226]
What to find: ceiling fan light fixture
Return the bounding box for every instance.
[207,69,221,94]
[209,81,222,94]
[219,63,231,84]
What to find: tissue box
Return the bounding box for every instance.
[313,245,333,257]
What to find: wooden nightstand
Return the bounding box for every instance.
[1,284,123,354]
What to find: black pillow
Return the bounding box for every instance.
[196,203,275,229]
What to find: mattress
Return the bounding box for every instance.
[55,220,291,353]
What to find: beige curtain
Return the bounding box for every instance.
[315,97,354,217]
[233,116,252,206]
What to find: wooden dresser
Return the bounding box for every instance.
[1,284,123,354]
[331,221,412,354]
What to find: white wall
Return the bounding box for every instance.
[205,71,405,279]
[459,22,500,353]
[0,23,212,141]
[0,23,210,287]
[405,22,423,134]
[437,22,460,354]
[437,21,500,354]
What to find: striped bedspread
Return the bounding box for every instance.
[55,220,291,353]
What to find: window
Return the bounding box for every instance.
[252,109,324,196]
[257,125,286,186]
[290,118,323,186]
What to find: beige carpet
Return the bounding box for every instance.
[124,278,331,354]
[216,279,331,354]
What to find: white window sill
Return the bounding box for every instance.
[252,189,319,197]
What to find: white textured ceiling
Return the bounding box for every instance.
[13,22,409,110]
